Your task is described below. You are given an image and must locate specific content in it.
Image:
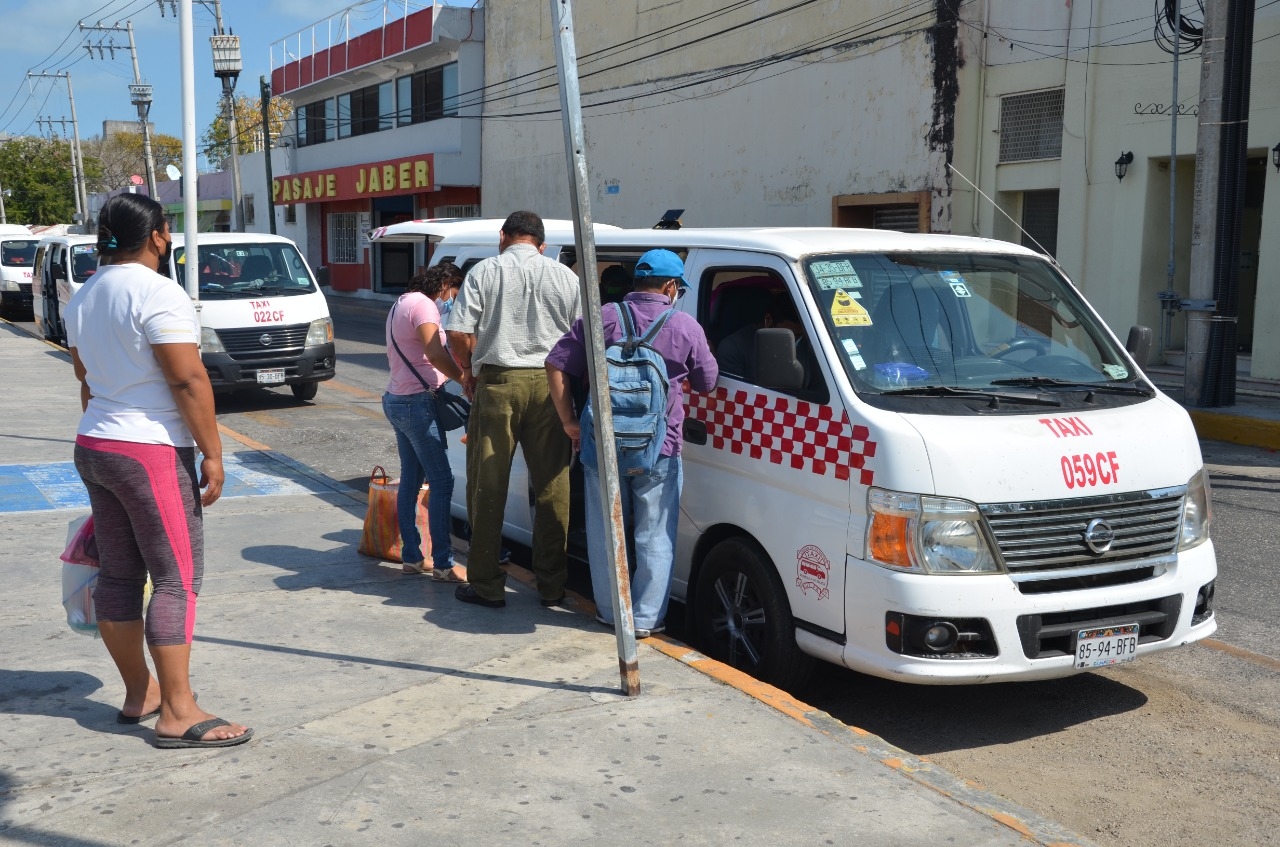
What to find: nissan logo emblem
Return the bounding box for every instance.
[260,333,273,346]
[1083,518,1115,555]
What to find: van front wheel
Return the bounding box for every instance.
[694,537,813,690]
[291,382,319,402]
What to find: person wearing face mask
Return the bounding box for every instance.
[434,261,463,325]
[64,193,252,750]
[545,249,718,637]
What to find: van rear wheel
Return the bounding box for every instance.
[291,382,319,402]
[694,537,814,690]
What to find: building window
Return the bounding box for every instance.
[832,191,930,232]
[243,194,255,224]
[397,62,459,127]
[337,82,396,139]
[284,204,297,224]
[328,212,360,264]
[297,99,333,147]
[998,88,1065,163]
[1021,189,1060,258]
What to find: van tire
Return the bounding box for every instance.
[291,382,319,402]
[694,537,814,690]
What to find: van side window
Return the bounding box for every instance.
[698,267,827,403]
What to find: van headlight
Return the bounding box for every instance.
[1179,469,1212,550]
[200,327,226,353]
[0,279,18,292]
[867,488,1002,574]
[306,317,334,346]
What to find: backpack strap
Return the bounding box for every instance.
[638,308,676,348]
[618,301,674,355]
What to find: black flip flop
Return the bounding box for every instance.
[116,706,161,725]
[154,718,253,749]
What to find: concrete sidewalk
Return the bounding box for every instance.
[0,321,1093,846]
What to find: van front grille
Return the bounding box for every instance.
[980,487,1185,591]
[217,323,310,360]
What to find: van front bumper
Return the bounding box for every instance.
[1,283,33,312]
[836,541,1218,684]
[202,342,337,390]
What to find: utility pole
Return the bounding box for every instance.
[550,0,641,697]
[30,74,88,225]
[79,21,159,198]
[1185,0,1254,406]
[260,76,277,235]
[208,0,244,231]
[39,117,84,225]
[0,181,8,225]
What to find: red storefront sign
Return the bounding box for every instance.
[272,154,434,205]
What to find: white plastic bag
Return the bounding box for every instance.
[60,515,100,636]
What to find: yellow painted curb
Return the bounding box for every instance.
[1187,409,1280,451]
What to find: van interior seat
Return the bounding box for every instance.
[864,282,955,377]
[708,276,781,348]
[238,255,274,283]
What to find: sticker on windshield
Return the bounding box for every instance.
[939,271,971,298]
[842,338,867,370]
[73,245,95,255]
[812,259,862,290]
[1102,364,1129,380]
[830,289,872,326]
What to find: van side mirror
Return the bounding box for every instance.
[755,328,804,393]
[315,265,330,288]
[50,262,65,281]
[1125,325,1153,367]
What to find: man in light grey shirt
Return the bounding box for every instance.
[445,211,581,609]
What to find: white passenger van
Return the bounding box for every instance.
[32,234,99,345]
[169,233,335,401]
[425,226,1217,688]
[0,224,40,319]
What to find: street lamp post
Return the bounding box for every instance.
[211,32,243,231]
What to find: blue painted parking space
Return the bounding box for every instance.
[0,451,353,513]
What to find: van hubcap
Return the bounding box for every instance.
[709,571,766,668]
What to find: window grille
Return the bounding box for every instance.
[999,89,1065,163]
[871,205,921,232]
[243,194,255,224]
[328,212,359,264]
[433,205,481,218]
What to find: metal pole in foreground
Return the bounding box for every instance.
[260,76,277,236]
[179,0,200,300]
[549,0,640,696]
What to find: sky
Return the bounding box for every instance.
[0,0,391,169]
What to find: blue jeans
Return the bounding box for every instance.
[583,453,682,630]
[382,391,454,570]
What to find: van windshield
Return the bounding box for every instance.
[174,242,316,298]
[802,252,1144,399]
[2,240,38,267]
[70,245,99,282]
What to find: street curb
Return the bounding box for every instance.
[1186,409,1280,451]
[499,565,1098,847]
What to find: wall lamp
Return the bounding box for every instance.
[1115,151,1134,182]
[1273,142,1280,173]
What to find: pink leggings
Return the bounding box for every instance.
[74,435,204,646]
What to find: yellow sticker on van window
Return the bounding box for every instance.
[830,289,871,327]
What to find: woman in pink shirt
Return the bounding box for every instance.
[383,264,467,580]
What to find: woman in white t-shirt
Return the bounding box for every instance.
[65,193,251,749]
[383,263,466,580]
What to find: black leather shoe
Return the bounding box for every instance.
[455,584,505,608]
[540,594,567,608]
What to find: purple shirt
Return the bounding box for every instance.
[546,292,719,457]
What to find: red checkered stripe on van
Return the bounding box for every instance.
[685,387,875,485]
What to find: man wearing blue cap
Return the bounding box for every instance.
[545,250,718,637]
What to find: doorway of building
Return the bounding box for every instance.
[1237,156,1267,355]
[373,196,415,293]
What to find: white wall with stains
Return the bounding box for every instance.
[479,0,954,230]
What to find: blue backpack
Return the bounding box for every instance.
[579,302,675,476]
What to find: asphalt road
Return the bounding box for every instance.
[10,299,1280,846]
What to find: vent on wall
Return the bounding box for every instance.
[999,88,1066,163]
[872,205,923,232]
[432,205,481,218]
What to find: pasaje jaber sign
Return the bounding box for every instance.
[272,154,434,204]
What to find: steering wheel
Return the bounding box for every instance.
[992,337,1051,360]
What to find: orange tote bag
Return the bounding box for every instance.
[358,466,431,563]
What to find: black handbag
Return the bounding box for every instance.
[389,302,470,432]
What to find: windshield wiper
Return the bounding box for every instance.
[990,376,1154,397]
[878,385,1062,406]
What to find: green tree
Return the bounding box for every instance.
[202,94,293,163]
[0,136,80,225]
[84,131,184,192]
